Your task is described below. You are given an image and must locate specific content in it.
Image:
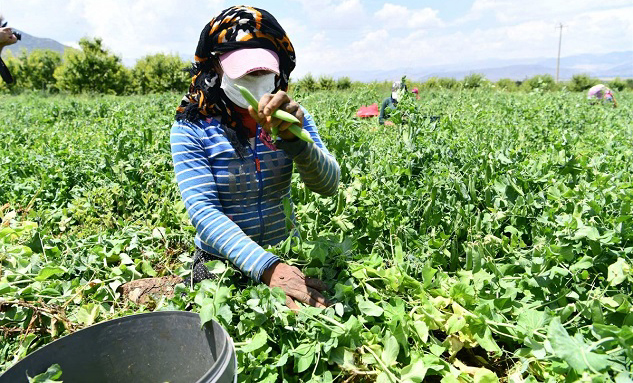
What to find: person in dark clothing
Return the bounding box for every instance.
[379,80,406,126]
[0,16,19,84]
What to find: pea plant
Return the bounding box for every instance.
[1,89,631,382]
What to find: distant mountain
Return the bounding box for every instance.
[331,51,633,82]
[3,30,630,82]
[420,65,583,82]
[0,30,71,57]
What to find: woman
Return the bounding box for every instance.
[171,6,340,310]
[587,84,617,107]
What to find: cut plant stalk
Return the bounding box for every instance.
[235,84,314,143]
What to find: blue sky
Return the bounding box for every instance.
[1,1,632,77]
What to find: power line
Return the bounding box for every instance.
[555,23,566,83]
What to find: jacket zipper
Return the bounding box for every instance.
[253,126,265,244]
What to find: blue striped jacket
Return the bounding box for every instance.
[170,108,340,281]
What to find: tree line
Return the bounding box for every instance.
[1,37,631,95]
[0,38,189,94]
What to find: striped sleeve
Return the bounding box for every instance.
[171,121,279,281]
[277,108,340,196]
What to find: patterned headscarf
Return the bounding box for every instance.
[176,6,296,155]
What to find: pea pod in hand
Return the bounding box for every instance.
[235,84,314,143]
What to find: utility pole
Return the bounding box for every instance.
[556,23,565,83]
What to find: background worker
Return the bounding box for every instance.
[379,80,406,126]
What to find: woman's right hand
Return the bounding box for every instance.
[0,27,18,48]
[261,261,329,311]
[248,91,304,141]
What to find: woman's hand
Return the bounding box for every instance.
[384,121,395,127]
[261,261,329,311]
[248,91,304,141]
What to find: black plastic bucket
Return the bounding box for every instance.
[0,311,236,383]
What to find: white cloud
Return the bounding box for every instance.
[289,0,368,29]
[292,5,633,77]
[468,0,633,24]
[66,0,226,60]
[2,1,631,78]
[2,0,226,62]
[374,3,443,29]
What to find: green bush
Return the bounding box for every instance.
[520,74,558,92]
[423,77,440,89]
[568,74,598,92]
[462,73,487,89]
[336,77,352,90]
[318,75,335,91]
[626,79,633,90]
[295,73,317,92]
[608,77,626,92]
[132,53,189,94]
[496,78,518,91]
[54,38,131,95]
[18,49,62,91]
[438,77,459,89]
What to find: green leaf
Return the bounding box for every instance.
[450,283,475,306]
[152,226,166,239]
[574,226,601,241]
[204,260,227,274]
[381,335,399,366]
[376,372,391,383]
[413,321,429,343]
[199,301,214,326]
[215,304,232,325]
[140,260,156,277]
[240,329,268,353]
[546,317,609,373]
[358,299,383,317]
[76,303,100,326]
[440,374,460,383]
[334,302,345,317]
[474,368,499,383]
[569,256,594,273]
[35,266,66,281]
[429,343,446,357]
[330,347,356,370]
[516,309,546,337]
[608,258,630,286]
[401,360,427,382]
[524,337,546,359]
[27,363,63,383]
[446,314,466,334]
[294,342,316,373]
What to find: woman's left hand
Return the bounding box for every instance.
[248,91,304,141]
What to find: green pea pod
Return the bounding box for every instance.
[235,84,301,124]
[288,124,314,143]
[235,84,313,143]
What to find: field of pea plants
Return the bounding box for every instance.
[1,88,632,382]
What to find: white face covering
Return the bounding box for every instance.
[392,91,400,102]
[220,72,277,109]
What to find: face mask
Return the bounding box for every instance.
[220,72,276,109]
[392,91,400,101]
